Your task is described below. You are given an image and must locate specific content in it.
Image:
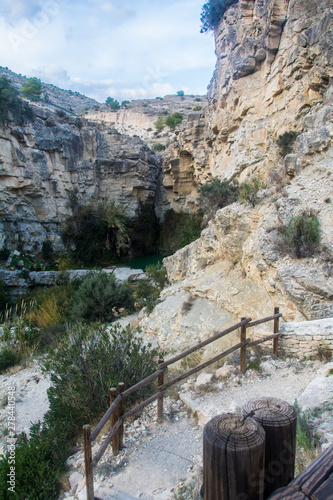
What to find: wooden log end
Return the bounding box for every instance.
[242,397,296,427]
[204,413,265,451]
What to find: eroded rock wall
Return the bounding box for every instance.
[140,0,333,355]
[0,103,162,252]
[163,0,333,211]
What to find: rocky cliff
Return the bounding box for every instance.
[140,0,333,354]
[0,102,162,252]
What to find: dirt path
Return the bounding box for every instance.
[0,356,330,500]
[68,356,325,500]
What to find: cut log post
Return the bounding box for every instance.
[118,382,125,450]
[83,424,94,500]
[110,387,120,456]
[242,397,296,500]
[240,316,247,373]
[203,413,265,500]
[273,307,280,356]
[157,359,164,423]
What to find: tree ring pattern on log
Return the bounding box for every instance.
[204,413,265,451]
[241,397,296,427]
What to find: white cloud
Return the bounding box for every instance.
[0,0,216,102]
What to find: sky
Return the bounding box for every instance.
[0,0,217,103]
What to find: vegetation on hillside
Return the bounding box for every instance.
[198,177,239,220]
[200,0,239,33]
[277,131,299,156]
[154,112,183,131]
[105,96,120,110]
[280,212,321,258]
[21,77,42,99]
[0,76,32,123]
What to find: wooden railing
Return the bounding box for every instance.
[83,307,282,500]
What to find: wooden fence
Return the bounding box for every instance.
[83,307,282,500]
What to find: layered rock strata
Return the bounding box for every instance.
[140,0,333,355]
[0,103,162,252]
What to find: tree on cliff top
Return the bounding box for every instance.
[21,77,42,99]
[200,0,239,32]
[0,76,30,123]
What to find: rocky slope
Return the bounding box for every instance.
[0,67,100,114]
[0,102,162,252]
[139,0,333,353]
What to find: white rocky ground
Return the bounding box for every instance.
[1,353,333,500]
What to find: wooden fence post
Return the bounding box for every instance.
[240,317,247,373]
[273,307,280,356]
[83,425,94,500]
[242,397,297,499]
[118,382,125,450]
[110,387,120,456]
[157,359,164,423]
[203,413,265,500]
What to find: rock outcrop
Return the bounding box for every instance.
[0,102,162,252]
[0,67,100,114]
[140,0,333,354]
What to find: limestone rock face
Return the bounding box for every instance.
[139,0,333,352]
[0,66,100,114]
[0,103,162,251]
[164,0,333,211]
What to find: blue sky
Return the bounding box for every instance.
[0,0,216,103]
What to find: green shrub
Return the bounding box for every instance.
[71,272,135,322]
[152,143,166,152]
[0,347,20,372]
[193,105,202,111]
[200,0,238,33]
[105,96,120,110]
[21,77,42,99]
[159,209,203,255]
[239,177,266,207]
[145,262,169,289]
[165,112,183,129]
[0,76,32,124]
[154,117,165,131]
[55,109,67,119]
[198,177,239,219]
[0,423,67,500]
[280,213,321,258]
[277,131,298,156]
[42,323,160,435]
[133,278,161,314]
[62,198,130,266]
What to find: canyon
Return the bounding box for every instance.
[0,0,333,350]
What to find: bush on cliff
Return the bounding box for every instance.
[238,177,266,207]
[200,0,239,33]
[0,76,32,124]
[280,212,321,258]
[198,177,239,220]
